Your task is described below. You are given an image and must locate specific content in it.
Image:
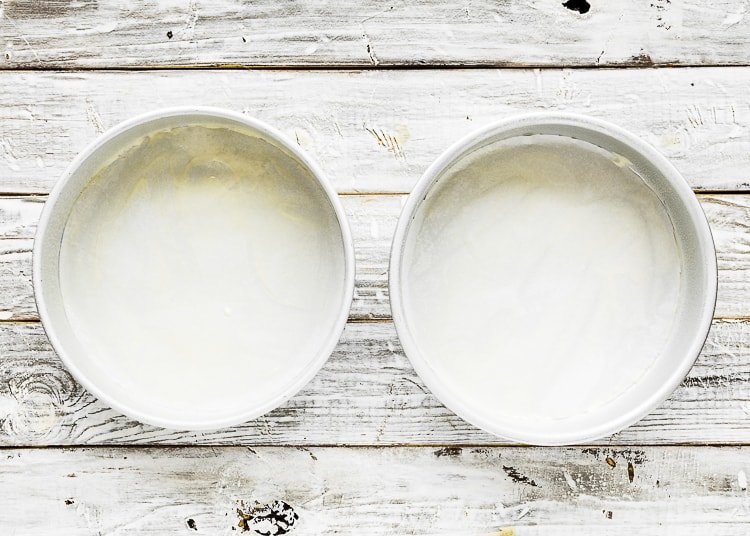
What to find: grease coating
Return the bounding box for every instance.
[403,135,682,422]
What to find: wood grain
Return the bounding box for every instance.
[0,1,749,68]
[1,319,749,446]
[0,446,748,534]
[0,194,748,322]
[2,69,750,193]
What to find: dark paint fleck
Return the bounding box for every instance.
[582,447,646,465]
[295,447,317,461]
[167,31,174,39]
[630,51,654,66]
[242,36,247,42]
[237,501,299,535]
[434,447,462,458]
[603,510,613,519]
[64,499,75,506]
[502,465,538,487]
[627,461,635,483]
[563,0,591,14]
[187,518,197,530]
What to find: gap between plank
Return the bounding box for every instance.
[0,442,749,450]
[0,317,748,324]
[3,63,750,73]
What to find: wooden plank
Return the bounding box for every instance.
[0,194,748,322]
[0,319,749,446]
[703,194,750,319]
[1,69,750,193]
[0,446,748,534]
[1,1,750,68]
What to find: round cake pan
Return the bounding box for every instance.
[34,107,355,430]
[390,112,717,445]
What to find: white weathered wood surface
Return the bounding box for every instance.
[2,69,750,193]
[1,446,748,534]
[1,0,750,68]
[3,0,750,532]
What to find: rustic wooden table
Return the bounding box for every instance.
[1,1,750,534]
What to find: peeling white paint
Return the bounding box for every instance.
[0,395,19,419]
[723,9,745,26]
[563,470,578,492]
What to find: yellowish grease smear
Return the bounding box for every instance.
[59,125,346,419]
